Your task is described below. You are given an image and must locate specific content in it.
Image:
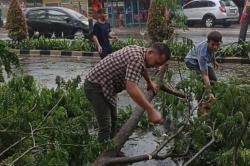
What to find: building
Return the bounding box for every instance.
[0,0,151,27]
[42,0,151,27]
[103,0,150,27]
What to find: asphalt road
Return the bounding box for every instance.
[1,24,250,44]
[176,24,250,44]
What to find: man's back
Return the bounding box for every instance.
[86,45,146,105]
[185,41,214,66]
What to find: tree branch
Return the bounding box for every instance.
[29,122,36,147]
[102,125,185,165]
[37,95,64,128]
[10,143,52,166]
[155,144,190,160]
[232,114,250,166]
[0,137,27,157]
[0,97,64,158]
[151,125,185,156]
[183,122,216,166]
[160,84,187,99]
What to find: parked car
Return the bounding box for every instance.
[183,0,239,28]
[25,7,90,39]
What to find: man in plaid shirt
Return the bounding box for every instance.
[84,42,171,141]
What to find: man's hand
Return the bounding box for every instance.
[147,81,160,94]
[112,36,118,41]
[214,61,220,69]
[126,80,162,124]
[97,45,102,53]
[208,93,216,102]
[146,105,163,124]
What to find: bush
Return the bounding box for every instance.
[0,75,114,165]
[216,42,250,58]
[6,0,28,41]
[0,40,19,82]
[7,38,95,52]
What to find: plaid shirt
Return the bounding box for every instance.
[86,45,147,106]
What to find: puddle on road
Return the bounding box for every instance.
[18,56,250,166]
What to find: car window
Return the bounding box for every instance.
[184,1,201,9]
[64,8,88,20]
[220,0,236,6]
[27,9,46,19]
[199,1,209,8]
[208,1,216,7]
[48,10,69,22]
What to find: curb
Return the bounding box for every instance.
[11,49,100,57]
[10,49,250,64]
[216,57,250,64]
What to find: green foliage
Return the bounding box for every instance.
[0,40,19,82]
[155,68,250,165]
[216,42,250,58]
[7,38,95,52]
[7,38,147,52]
[186,78,250,165]
[6,0,28,41]
[0,75,112,165]
[168,37,194,61]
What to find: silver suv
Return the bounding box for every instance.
[183,0,239,28]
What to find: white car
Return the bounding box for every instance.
[183,0,239,28]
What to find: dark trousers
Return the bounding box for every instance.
[185,61,217,82]
[84,80,117,142]
[100,52,108,59]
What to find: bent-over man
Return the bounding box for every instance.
[84,42,171,141]
[185,31,222,100]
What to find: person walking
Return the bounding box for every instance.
[84,42,171,142]
[92,8,117,59]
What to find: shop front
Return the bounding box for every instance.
[103,0,150,27]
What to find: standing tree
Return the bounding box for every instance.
[147,0,186,43]
[6,0,28,41]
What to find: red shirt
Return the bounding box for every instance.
[92,1,101,12]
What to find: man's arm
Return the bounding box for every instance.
[143,69,160,94]
[92,24,102,53]
[92,35,102,53]
[109,32,118,39]
[143,69,151,83]
[201,70,211,90]
[126,80,162,123]
[198,55,215,100]
[125,58,162,124]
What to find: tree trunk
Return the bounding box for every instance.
[238,0,250,43]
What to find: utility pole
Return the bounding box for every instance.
[238,0,250,43]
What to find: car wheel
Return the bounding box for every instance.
[204,16,215,28]
[74,30,85,39]
[223,22,231,27]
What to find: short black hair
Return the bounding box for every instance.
[97,8,107,15]
[151,42,171,61]
[207,31,222,42]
